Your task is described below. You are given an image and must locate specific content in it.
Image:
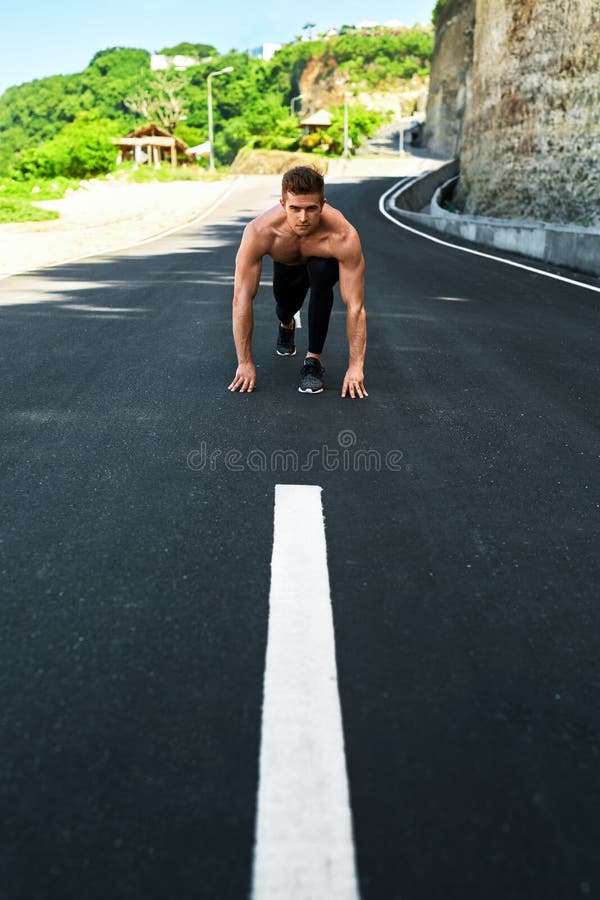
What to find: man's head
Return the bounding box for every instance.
[281,166,325,201]
[280,166,326,236]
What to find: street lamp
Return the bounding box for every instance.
[290,93,304,116]
[343,91,350,158]
[336,79,351,158]
[207,66,234,172]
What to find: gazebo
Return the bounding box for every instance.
[113,123,190,168]
[298,109,333,133]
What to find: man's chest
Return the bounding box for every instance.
[269,231,334,265]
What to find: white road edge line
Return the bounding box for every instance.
[251,484,361,900]
[378,178,600,294]
[0,177,241,283]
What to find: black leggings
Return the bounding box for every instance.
[273,257,339,355]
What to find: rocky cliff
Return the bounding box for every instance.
[421,0,475,157]
[426,0,600,226]
[299,58,428,119]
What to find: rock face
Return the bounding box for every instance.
[421,0,475,157]
[426,0,600,226]
[298,58,428,118]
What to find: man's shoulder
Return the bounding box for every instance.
[323,203,359,238]
[251,204,284,231]
[244,205,283,243]
[238,207,281,258]
[323,205,361,256]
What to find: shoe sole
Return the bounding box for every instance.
[276,348,296,356]
[298,385,324,393]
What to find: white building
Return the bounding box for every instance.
[248,42,282,62]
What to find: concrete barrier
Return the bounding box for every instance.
[390,167,600,278]
[393,160,459,212]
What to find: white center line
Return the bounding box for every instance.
[251,484,361,900]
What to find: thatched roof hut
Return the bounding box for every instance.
[113,123,190,167]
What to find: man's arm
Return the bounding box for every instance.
[338,229,368,399]
[228,224,263,393]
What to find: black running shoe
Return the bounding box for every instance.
[276,323,296,356]
[298,357,324,393]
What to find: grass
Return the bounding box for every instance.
[0,163,224,222]
[0,196,59,223]
[111,161,224,184]
[0,175,79,200]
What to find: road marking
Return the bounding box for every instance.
[379,178,600,294]
[251,484,361,900]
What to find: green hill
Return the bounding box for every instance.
[0,27,433,178]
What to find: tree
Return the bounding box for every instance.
[15,113,120,179]
[124,72,187,130]
[158,42,217,59]
[0,29,435,173]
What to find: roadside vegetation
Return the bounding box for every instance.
[0,25,433,221]
[0,196,59,224]
[0,176,78,223]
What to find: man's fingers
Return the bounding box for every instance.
[341,378,368,398]
[229,375,256,393]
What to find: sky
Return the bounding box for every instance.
[0,0,437,95]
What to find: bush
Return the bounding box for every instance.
[15,113,120,179]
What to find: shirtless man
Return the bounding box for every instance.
[228,166,367,398]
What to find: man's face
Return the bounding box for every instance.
[280,191,325,236]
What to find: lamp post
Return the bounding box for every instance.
[343,91,350,158]
[290,93,304,116]
[398,120,404,155]
[207,66,234,172]
[336,79,350,158]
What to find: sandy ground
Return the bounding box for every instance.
[0,177,237,279]
[0,153,446,279]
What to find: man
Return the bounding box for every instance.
[228,166,368,398]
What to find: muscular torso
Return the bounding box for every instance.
[250,202,352,265]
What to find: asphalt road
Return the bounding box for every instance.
[1,175,599,900]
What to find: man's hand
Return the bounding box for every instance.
[228,361,256,393]
[341,367,368,399]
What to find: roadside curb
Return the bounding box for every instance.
[387,164,600,278]
[380,178,600,294]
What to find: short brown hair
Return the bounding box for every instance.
[281,166,325,200]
